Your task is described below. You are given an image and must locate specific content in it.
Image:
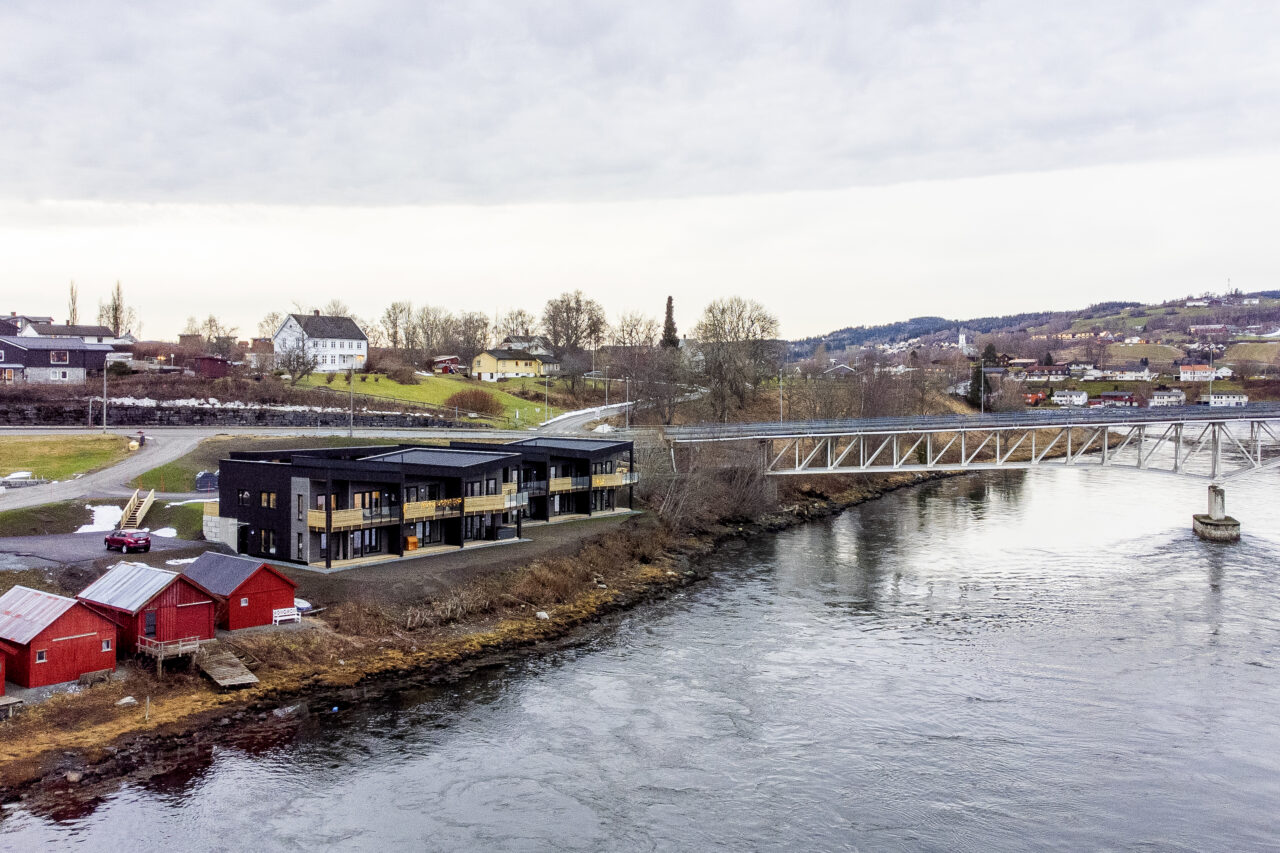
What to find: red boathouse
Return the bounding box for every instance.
[0,586,118,688]
[183,552,298,630]
[78,562,216,653]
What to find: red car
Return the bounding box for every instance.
[104,529,151,553]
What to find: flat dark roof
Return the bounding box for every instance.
[510,437,631,452]
[360,447,519,467]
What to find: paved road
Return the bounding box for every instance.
[0,531,202,572]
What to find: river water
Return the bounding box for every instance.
[4,468,1280,851]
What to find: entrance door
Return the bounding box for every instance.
[144,610,157,637]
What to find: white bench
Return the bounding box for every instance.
[272,607,301,625]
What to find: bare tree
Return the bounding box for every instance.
[258,311,284,338]
[97,281,139,337]
[381,301,412,350]
[452,311,491,361]
[68,281,79,325]
[321,299,352,317]
[611,310,659,379]
[497,308,538,339]
[278,341,319,386]
[200,315,238,357]
[413,305,456,356]
[542,290,607,355]
[694,297,780,418]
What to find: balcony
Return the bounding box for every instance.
[464,494,506,513]
[403,498,462,521]
[591,472,639,488]
[306,507,402,531]
[502,481,518,496]
[519,480,548,495]
[549,476,592,493]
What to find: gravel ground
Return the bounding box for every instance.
[280,513,641,607]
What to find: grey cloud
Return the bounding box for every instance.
[1,0,1277,204]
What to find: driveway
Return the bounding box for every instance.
[0,532,202,572]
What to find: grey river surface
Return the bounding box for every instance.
[4,468,1280,851]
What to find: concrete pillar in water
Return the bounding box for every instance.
[1194,485,1240,542]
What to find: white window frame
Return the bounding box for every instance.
[36,649,47,663]
[102,638,112,652]
[241,597,249,607]
[50,350,69,364]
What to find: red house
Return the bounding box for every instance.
[78,563,216,653]
[183,553,298,630]
[0,586,118,688]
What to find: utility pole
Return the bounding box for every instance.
[544,373,550,423]
[101,364,108,433]
[779,367,783,422]
[348,365,355,437]
[625,378,630,429]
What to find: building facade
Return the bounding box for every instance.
[471,349,560,381]
[208,439,635,568]
[272,311,368,373]
[0,336,112,384]
[0,587,118,688]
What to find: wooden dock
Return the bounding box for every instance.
[196,644,259,689]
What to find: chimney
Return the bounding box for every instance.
[314,309,321,316]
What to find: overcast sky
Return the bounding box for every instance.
[2,1,1278,339]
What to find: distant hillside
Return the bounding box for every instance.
[791,292,1280,358]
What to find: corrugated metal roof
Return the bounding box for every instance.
[0,586,78,646]
[360,447,517,467]
[184,552,287,597]
[77,562,177,614]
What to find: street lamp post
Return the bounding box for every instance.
[348,364,355,438]
[101,361,108,433]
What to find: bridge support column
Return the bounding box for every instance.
[1193,485,1240,543]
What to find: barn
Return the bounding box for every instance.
[0,586,118,688]
[78,563,216,653]
[183,553,298,630]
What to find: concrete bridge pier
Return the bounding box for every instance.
[1193,485,1241,543]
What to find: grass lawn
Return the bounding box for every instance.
[298,372,553,424]
[1106,343,1186,364]
[0,498,205,539]
[0,500,116,537]
[131,434,448,492]
[1225,342,1280,363]
[0,435,132,481]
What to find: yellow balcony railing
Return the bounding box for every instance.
[591,472,639,488]
[465,494,505,513]
[403,498,462,521]
[549,477,575,493]
[502,481,517,496]
[306,508,401,531]
[203,501,220,516]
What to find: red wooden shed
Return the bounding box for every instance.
[183,552,298,630]
[77,562,216,653]
[0,586,118,688]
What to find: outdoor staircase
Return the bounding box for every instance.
[120,488,156,529]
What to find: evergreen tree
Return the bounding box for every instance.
[967,363,985,408]
[1041,351,1054,365]
[981,342,999,366]
[660,296,680,348]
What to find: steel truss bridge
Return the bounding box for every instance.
[663,404,1280,483]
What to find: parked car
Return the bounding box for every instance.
[104,529,151,553]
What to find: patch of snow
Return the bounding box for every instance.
[4,471,33,479]
[593,424,615,433]
[166,499,216,507]
[77,505,124,533]
[150,527,179,537]
[165,557,198,565]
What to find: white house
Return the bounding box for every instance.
[1052,389,1088,407]
[1103,367,1157,382]
[497,335,554,358]
[1179,364,1213,382]
[273,311,368,373]
[1214,366,1234,380]
[1198,392,1248,408]
[1149,389,1186,407]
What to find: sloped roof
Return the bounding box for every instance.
[78,562,180,614]
[0,336,113,351]
[183,552,294,597]
[479,349,560,364]
[288,313,367,341]
[0,586,78,646]
[27,323,116,337]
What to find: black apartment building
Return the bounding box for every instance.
[211,438,635,568]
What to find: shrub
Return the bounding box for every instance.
[324,372,336,384]
[444,388,503,416]
[385,364,420,385]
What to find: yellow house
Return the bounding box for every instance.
[472,349,560,382]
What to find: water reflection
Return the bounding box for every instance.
[3,467,1279,851]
